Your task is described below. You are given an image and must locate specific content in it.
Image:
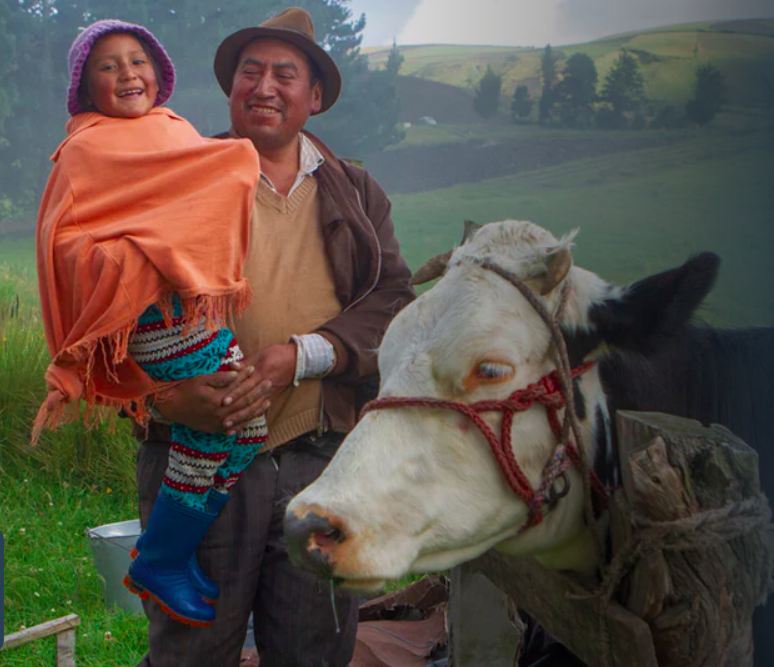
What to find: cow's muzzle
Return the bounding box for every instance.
[284,507,348,578]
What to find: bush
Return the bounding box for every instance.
[631,112,647,130]
[649,104,686,130]
[594,104,625,130]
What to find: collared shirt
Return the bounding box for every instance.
[260,133,324,197]
[257,133,336,384]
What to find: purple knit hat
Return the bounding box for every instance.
[67,19,176,116]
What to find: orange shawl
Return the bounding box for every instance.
[34,107,259,441]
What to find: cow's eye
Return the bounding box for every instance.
[475,362,515,381]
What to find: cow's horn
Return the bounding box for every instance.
[409,250,453,286]
[540,247,573,295]
[462,219,483,242]
[409,220,483,286]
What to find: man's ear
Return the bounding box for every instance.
[310,82,323,114]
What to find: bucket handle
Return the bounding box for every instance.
[84,527,138,554]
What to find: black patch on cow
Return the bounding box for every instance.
[572,377,586,421]
[564,328,603,368]
[590,252,719,356]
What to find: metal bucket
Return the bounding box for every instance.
[85,519,143,613]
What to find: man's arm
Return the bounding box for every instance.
[316,165,415,382]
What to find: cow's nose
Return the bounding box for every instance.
[284,509,347,578]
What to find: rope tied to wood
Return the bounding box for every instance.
[586,493,774,605]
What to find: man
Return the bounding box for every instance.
[134,7,414,666]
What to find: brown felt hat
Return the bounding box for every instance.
[213,7,341,114]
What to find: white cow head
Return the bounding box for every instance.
[285,220,718,591]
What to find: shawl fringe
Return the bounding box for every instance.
[32,284,252,445]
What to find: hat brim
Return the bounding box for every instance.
[214,26,341,115]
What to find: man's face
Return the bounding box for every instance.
[229,38,323,152]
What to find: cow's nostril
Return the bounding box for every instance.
[284,509,347,577]
[312,526,345,549]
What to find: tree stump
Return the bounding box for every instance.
[610,411,774,667]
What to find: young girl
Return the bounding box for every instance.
[36,20,267,627]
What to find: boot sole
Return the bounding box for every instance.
[123,575,214,628]
[129,548,217,605]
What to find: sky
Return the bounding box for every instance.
[348,0,774,48]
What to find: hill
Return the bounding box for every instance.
[366,19,774,111]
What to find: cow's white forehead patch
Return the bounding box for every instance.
[451,220,577,281]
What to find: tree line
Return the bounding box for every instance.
[472,46,728,131]
[0,0,403,224]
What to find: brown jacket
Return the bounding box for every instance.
[138,133,415,442]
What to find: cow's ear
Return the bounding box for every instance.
[590,252,720,355]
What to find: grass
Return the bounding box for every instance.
[1,245,148,665]
[390,123,774,328]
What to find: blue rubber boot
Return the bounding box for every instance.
[132,490,231,604]
[124,493,217,626]
[186,490,230,602]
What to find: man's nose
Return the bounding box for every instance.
[253,74,277,97]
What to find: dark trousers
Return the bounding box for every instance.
[135,432,358,667]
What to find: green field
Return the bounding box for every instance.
[390,123,774,328]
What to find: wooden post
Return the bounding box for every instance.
[2,614,81,666]
[611,411,771,667]
[449,565,523,667]
[466,552,657,667]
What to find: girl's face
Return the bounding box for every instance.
[83,33,159,118]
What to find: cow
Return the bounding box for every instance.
[284,220,773,665]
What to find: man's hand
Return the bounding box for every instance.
[221,343,297,433]
[154,370,272,434]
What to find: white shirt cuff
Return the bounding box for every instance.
[290,334,336,386]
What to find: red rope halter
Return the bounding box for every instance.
[361,360,609,530]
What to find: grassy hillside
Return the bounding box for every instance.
[386,122,774,329]
[367,19,774,110]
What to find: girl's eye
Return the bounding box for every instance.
[475,362,515,381]
[133,59,146,66]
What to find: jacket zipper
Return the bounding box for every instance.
[341,187,382,314]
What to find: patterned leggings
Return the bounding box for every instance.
[128,298,267,511]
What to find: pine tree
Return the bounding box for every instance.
[685,64,727,127]
[539,44,559,122]
[511,85,533,121]
[473,65,502,119]
[556,53,598,127]
[385,39,403,77]
[601,49,645,114]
